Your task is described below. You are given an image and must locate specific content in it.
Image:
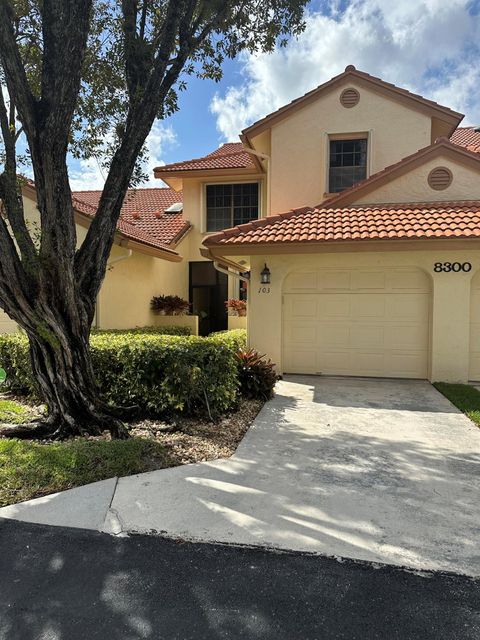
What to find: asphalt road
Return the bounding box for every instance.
[0,519,478,640]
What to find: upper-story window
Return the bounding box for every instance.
[206,182,259,232]
[329,138,367,193]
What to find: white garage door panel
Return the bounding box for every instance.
[283,269,430,379]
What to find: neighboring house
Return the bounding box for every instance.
[0,182,190,332]
[194,65,480,383]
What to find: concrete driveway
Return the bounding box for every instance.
[2,377,480,575]
[104,376,480,575]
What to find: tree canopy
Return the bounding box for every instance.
[0,0,307,439]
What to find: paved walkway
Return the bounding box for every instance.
[1,377,479,575]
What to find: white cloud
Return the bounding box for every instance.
[211,0,480,140]
[68,121,177,191]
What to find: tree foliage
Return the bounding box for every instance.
[0,0,307,438]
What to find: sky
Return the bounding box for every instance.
[67,0,480,190]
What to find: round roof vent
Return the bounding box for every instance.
[428,167,453,191]
[340,87,360,108]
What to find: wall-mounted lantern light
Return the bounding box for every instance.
[260,263,271,285]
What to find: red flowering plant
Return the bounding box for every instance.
[225,299,247,316]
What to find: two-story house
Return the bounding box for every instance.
[184,65,480,384]
[6,65,480,385]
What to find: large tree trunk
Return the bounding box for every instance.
[28,329,128,441]
[0,296,129,440]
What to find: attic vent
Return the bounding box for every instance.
[340,88,360,108]
[164,202,183,214]
[428,167,453,191]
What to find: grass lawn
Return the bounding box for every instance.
[433,382,480,428]
[0,398,38,424]
[0,437,170,508]
[0,397,262,508]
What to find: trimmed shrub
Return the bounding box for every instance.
[236,348,279,400]
[92,325,191,336]
[209,328,247,352]
[0,333,34,395]
[0,329,246,416]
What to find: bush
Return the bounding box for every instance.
[92,325,191,336]
[209,328,247,352]
[0,329,246,417]
[236,348,278,400]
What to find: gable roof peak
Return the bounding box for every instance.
[242,66,463,140]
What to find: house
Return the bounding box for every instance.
[192,65,480,384]
[4,64,480,385]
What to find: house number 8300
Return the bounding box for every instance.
[433,262,472,273]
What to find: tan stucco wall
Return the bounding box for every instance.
[246,246,480,383]
[355,156,480,204]
[97,244,188,329]
[268,81,431,214]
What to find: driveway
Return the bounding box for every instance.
[2,377,480,575]
[104,376,480,575]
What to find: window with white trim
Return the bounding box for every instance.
[329,138,367,193]
[206,183,259,232]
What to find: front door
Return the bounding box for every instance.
[189,261,228,336]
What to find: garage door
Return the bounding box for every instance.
[469,271,480,380]
[283,268,430,378]
[0,309,17,334]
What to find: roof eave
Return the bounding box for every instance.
[153,166,261,179]
[205,236,480,257]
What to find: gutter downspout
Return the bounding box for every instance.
[95,249,133,329]
[213,261,249,282]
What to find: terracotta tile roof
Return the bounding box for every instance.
[204,201,480,247]
[450,127,480,154]
[154,143,256,173]
[243,65,463,138]
[72,187,190,250]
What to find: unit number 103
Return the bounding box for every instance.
[258,286,271,293]
[433,262,472,273]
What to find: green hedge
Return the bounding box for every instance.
[92,325,191,336]
[0,329,247,416]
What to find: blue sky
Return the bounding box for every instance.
[68,0,480,190]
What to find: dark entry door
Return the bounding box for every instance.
[189,261,228,336]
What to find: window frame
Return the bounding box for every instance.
[325,131,371,195]
[203,180,262,233]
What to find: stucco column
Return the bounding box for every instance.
[248,256,285,371]
[430,272,471,383]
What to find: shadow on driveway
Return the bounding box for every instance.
[107,377,480,575]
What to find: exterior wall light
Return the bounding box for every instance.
[260,263,271,284]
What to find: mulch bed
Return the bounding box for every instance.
[128,398,264,466]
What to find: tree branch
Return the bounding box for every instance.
[0,80,38,267]
[0,1,38,143]
[39,0,94,145]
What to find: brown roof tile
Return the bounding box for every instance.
[153,143,255,174]
[450,126,480,154]
[72,187,189,251]
[204,201,480,247]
